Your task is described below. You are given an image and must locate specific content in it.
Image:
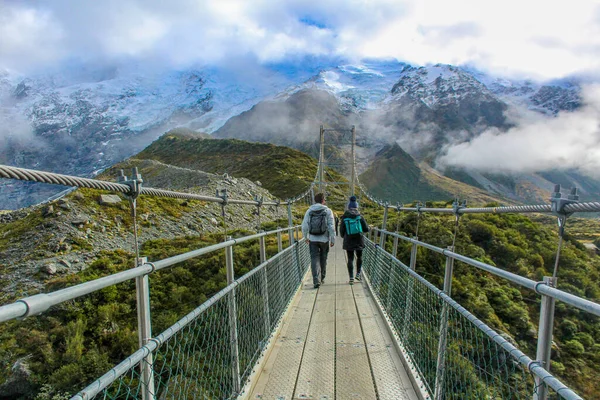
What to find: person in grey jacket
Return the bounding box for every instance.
[340,196,369,284]
[301,192,335,288]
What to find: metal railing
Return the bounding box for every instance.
[362,233,594,400]
[67,237,310,400]
[0,227,309,399]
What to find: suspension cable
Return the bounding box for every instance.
[0,164,314,207]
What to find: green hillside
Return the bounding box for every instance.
[362,203,600,399]
[137,131,318,200]
[359,143,508,205]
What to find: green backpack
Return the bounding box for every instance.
[344,216,363,236]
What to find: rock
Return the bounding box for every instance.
[99,194,122,205]
[43,221,58,229]
[210,218,219,226]
[44,263,57,275]
[141,213,150,221]
[0,358,33,398]
[255,180,262,186]
[73,192,84,201]
[71,217,89,226]
[42,205,54,217]
[58,200,71,210]
[59,259,71,269]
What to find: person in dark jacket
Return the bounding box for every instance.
[340,196,369,284]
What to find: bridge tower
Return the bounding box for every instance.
[317,125,357,205]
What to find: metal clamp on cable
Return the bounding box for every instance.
[396,202,403,212]
[217,188,228,216]
[217,188,229,206]
[551,185,579,236]
[118,168,143,202]
[452,199,467,216]
[551,184,579,217]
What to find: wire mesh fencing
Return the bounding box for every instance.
[361,240,573,400]
[74,240,310,400]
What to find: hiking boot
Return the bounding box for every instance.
[349,279,354,286]
[355,274,361,282]
[314,283,320,289]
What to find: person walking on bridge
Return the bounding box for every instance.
[340,196,369,285]
[302,192,335,288]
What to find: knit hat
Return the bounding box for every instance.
[348,195,359,209]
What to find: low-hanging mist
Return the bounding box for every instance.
[437,84,600,177]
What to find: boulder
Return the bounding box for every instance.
[73,191,85,201]
[44,263,57,275]
[71,216,89,226]
[0,359,33,399]
[99,194,122,205]
[42,205,54,217]
[58,199,71,210]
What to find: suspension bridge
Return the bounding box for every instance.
[1,126,600,400]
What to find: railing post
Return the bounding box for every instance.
[277,228,283,253]
[350,125,356,196]
[534,276,557,400]
[120,168,155,400]
[434,247,454,400]
[259,232,267,264]
[295,239,303,284]
[287,202,295,247]
[135,257,155,400]
[225,237,241,395]
[261,267,271,337]
[409,238,418,271]
[392,235,399,259]
[318,125,325,192]
[379,203,389,248]
[259,232,271,336]
[401,239,418,341]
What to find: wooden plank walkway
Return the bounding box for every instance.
[246,241,419,400]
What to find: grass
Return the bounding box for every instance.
[135,133,318,200]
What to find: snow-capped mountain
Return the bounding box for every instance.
[0,62,329,208]
[0,58,589,209]
[468,69,581,114]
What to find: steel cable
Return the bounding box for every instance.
[0,164,315,207]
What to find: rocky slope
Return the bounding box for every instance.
[0,136,295,303]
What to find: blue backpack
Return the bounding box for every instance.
[344,216,363,236]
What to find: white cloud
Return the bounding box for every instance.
[0,0,598,79]
[437,85,600,176]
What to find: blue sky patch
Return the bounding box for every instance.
[299,17,329,30]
